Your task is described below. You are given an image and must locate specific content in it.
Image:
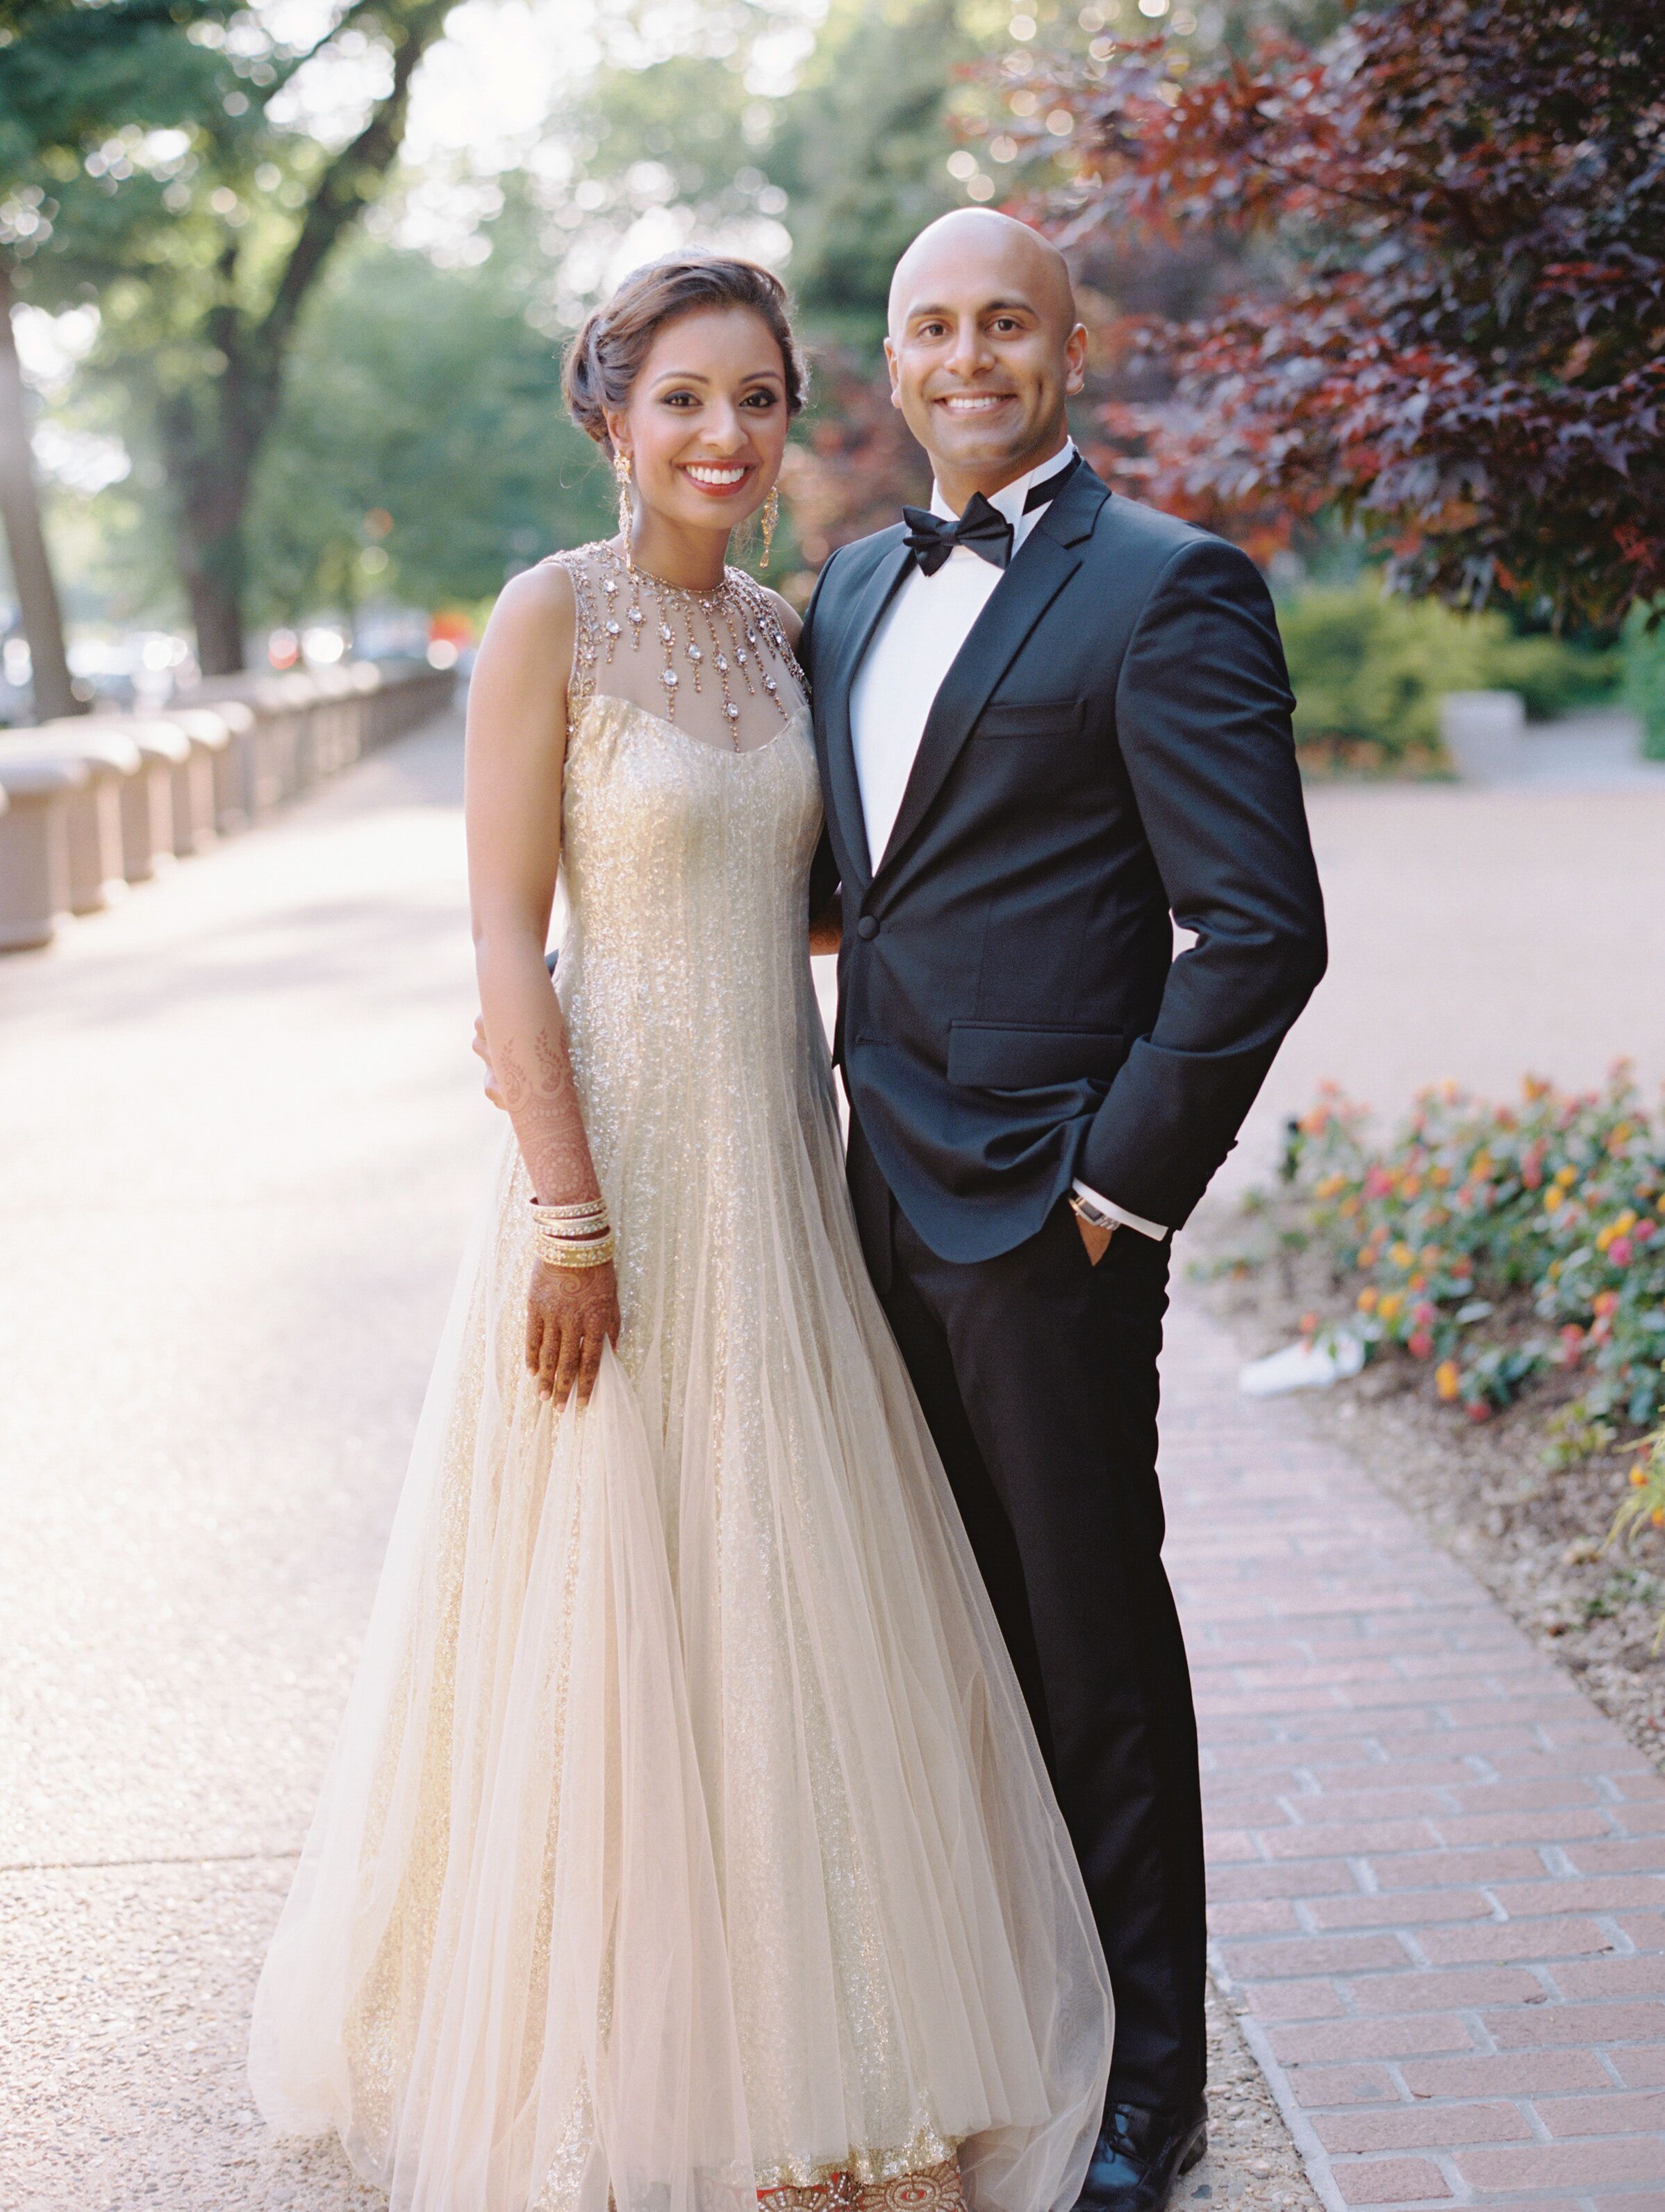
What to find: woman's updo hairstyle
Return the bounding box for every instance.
[563,253,808,454]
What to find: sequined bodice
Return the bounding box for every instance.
[554,663,826,1428]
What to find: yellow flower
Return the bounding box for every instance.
[1615,1210,1638,1237]
[1378,1292,1403,1321]
[1633,1464,1650,1487]
[1554,1163,1577,1187]
[1436,1360,1460,1401]
[1543,1188,1564,1214]
[1389,1241,1415,1270]
[1357,1287,1379,1313]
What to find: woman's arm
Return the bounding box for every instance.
[465,562,619,1409]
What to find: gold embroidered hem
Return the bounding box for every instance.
[758,2154,964,2212]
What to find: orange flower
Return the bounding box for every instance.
[1632,1464,1650,1487]
[1435,1360,1461,1400]
[1357,1287,1380,1313]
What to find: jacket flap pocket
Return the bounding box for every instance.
[947,1021,1125,1089]
[975,696,1088,739]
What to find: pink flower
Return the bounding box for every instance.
[1609,1236,1634,1267]
[1409,1330,1434,1358]
[1466,1400,1493,1423]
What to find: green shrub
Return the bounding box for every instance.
[1279,580,1621,771]
[1621,600,1665,761]
[1486,632,1621,723]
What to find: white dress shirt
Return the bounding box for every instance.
[847,439,1167,1242]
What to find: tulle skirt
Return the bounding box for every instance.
[249,1110,1111,2212]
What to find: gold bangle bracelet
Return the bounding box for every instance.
[536,1233,616,1269]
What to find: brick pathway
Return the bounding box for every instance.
[1161,1288,1665,2210]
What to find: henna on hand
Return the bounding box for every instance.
[526,1256,621,1409]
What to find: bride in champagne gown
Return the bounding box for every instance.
[249,253,1111,2212]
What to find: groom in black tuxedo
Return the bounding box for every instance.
[800,211,1326,2212]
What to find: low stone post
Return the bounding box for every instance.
[0,751,83,950]
[4,724,139,913]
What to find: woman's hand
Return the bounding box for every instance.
[526,1257,622,1410]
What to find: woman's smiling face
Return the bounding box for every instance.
[606,305,790,534]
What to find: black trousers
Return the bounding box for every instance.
[848,1114,1207,2110]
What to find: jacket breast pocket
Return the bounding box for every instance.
[947,1020,1125,1089]
[974,697,1088,740]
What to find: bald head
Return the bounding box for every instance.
[888,209,1077,340]
[884,208,1087,509]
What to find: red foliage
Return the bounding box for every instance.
[778,348,931,582]
[1004,0,1665,625]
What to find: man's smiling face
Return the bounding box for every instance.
[884,209,1088,510]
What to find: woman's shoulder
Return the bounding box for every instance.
[487,556,579,645]
[743,576,802,648]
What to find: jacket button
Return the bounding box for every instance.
[856,915,879,941]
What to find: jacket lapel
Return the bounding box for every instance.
[817,536,912,892]
[873,464,1108,884]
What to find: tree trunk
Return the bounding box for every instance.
[0,261,83,721]
[162,384,254,677]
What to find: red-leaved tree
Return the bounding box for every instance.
[995,0,1665,625]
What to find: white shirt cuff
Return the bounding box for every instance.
[1072,1179,1169,1242]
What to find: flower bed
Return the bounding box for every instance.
[1246,1066,1665,1626]
[1284,1068,1665,1425]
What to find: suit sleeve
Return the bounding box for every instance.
[1077,537,1327,1229]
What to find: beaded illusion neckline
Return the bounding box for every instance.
[592,538,800,750]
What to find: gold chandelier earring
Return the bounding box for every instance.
[613,447,636,571]
[759,485,779,570]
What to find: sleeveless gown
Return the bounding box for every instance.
[249,547,1113,2212]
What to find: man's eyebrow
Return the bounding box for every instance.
[904,294,1038,321]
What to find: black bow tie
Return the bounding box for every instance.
[902,493,1012,576]
[900,454,1081,577]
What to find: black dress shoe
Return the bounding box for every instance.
[1071,2098,1209,2212]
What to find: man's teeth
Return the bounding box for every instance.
[685,465,749,485]
[941,395,1009,413]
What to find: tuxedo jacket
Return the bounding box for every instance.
[800,459,1327,1264]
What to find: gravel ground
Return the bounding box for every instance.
[1186,1193,1665,1774]
[1191,1984,1324,2212]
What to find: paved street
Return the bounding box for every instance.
[2,715,1663,2209]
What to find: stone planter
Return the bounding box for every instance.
[1439,690,1527,782]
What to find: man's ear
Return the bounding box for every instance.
[1064,321,1089,397]
[884,336,903,411]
